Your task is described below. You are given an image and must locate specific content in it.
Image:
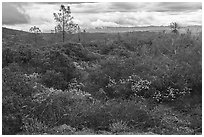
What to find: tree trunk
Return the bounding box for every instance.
[35,33,37,44]
[62,10,65,42]
[78,33,80,42]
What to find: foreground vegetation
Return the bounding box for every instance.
[2,28,202,135]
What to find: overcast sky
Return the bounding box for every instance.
[2,2,202,32]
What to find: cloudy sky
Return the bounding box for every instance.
[2,2,202,32]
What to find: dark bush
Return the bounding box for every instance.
[39,49,78,90]
[40,70,69,90]
[2,47,16,67]
[2,95,24,135]
[2,63,37,134]
[2,63,36,97]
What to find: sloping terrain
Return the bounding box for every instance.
[2,27,202,135]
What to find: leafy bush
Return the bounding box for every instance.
[22,118,48,134]
[2,64,39,134]
[2,95,24,135]
[31,80,93,126]
[40,70,69,90]
[86,33,201,102]
[2,63,36,97]
[110,120,130,133]
[106,99,154,131]
[2,47,16,67]
[149,104,195,134]
[39,48,79,90]
[28,81,154,132]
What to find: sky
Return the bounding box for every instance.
[2,2,202,32]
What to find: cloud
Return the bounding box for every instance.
[150,2,201,12]
[73,8,202,29]
[71,3,109,13]
[2,2,30,25]
[70,2,202,13]
[70,2,201,28]
[24,3,56,24]
[91,19,120,27]
[2,2,202,32]
[35,2,95,5]
[107,2,138,12]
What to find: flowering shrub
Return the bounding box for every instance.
[2,64,40,134]
[149,105,194,134]
[22,118,48,134]
[105,74,152,99]
[2,64,37,97]
[105,73,191,102]
[31,79,95,126]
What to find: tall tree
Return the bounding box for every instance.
[53,5,78,42]
[29,26,41,44]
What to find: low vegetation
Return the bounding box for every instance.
[2,27,202,135]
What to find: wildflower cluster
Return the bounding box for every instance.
[106,74,192,101]
[73,61,85,70]
[153,90,162,102]
[182,87,192,95]
[32,80,93,104]
[129,75,151,93]
[68,78,92,99]
[107,76,117,87]
[159,87,180,101]
[32,86,61,103]
[24,72,40,89]
[22,117,48,134]
[106,74,152,98]
[153,86,192,102]
[24,72,40,79]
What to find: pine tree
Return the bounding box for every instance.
[53,5,79,42]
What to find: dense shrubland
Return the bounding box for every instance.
[2,29,202,135]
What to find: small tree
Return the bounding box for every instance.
[29,26,41,44]
[51,30,55,33]
[53,5,78,42]
[170,22,180,34]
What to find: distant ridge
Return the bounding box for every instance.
[2,27,30,34]
[96,25,202,29]
[87,25,202,33]
[3,25,202,35]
